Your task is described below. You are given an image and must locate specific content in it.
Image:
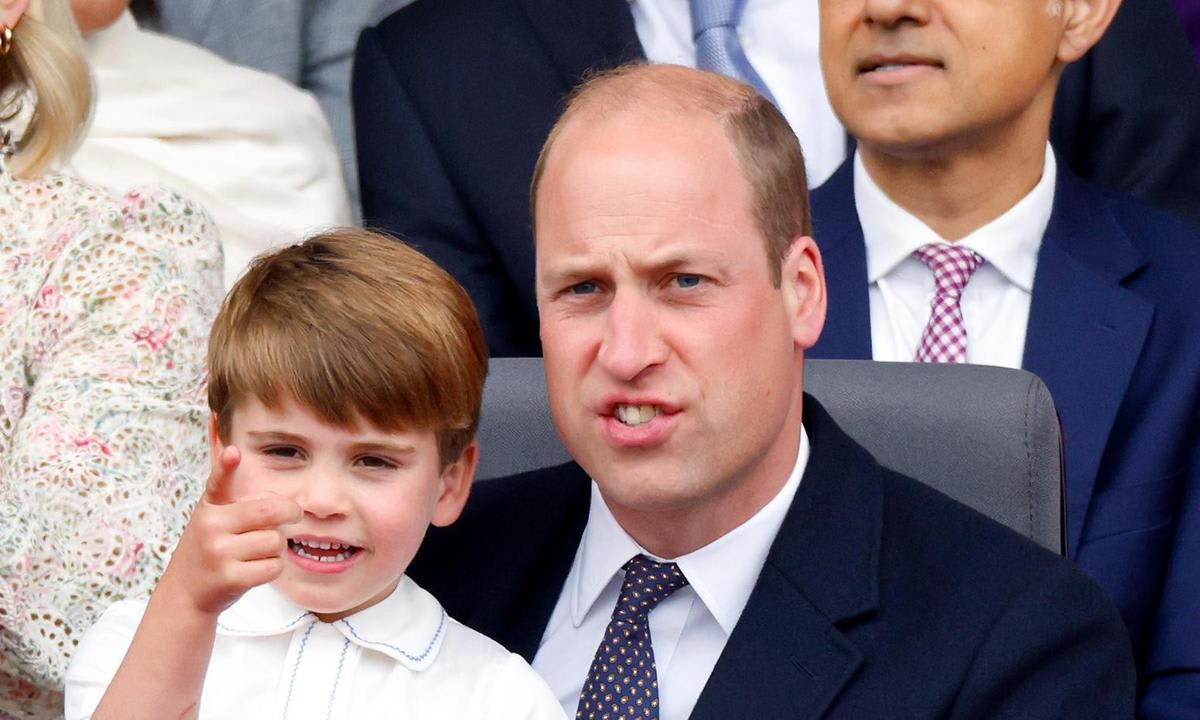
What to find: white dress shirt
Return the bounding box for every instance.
[71,12,354,289]
[856,146,1057,368]
[532,429,810,720]
[631,0,846,187]
[65,576,565,720]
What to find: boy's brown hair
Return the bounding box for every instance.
[207,228,489,465]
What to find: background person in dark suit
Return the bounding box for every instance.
[353,0,1200,357]
[407,63,1134,720]
[803,0,1200,714]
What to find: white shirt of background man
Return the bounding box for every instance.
[857,146,1058,369]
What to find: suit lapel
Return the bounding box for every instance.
[809,162,874,360]
[693,397,877,718]
[1022,170,1152,557]
[515,0,644,89]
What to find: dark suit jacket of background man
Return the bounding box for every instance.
[408,397,1134,719]
[353,0,1200,357]
[807,162,1200,719]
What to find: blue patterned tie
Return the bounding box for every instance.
[690,0,778,105]
[576,555,690,720]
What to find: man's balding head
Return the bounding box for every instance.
[531,64,810,286]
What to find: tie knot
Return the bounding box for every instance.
[690,0,747,35]
[613,555,689,624]
[914,243,984,298]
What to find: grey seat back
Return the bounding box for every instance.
[476,358,1064,554]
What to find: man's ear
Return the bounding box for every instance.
[1057,0,1122,63]
[780,235,828,352]
[0,0,30,30]
[431,439,478,527]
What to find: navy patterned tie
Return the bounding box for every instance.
[576,555,690,720]
[690,0,778,105]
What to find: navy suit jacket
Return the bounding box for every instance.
[353,0,1200,357]
[808,163,1200,718]
[409,396,1134,718]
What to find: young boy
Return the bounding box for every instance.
[63,229,565,719]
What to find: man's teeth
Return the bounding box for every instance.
[615,404,662,426]
[875,64,909,72]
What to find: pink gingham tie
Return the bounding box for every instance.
[913,243,984,363]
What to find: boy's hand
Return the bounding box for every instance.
[164,446,303,616]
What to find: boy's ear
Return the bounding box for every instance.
[208,412,224,457]
[431,439,477,528]
[1058,0,1122,64]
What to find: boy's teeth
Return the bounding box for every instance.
[290,541,355,563]
[295,539,348,551]
[615,404,662,426]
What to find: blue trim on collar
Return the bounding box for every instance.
[339,608,446,664]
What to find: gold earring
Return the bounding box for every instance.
[0,24,13,56]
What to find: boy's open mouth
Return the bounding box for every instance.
[288,538,362,563]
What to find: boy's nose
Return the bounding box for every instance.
[296,472,350,518]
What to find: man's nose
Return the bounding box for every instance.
[862,0,930,29]
[596,290,668,382]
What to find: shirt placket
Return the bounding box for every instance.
[278,620,356,720]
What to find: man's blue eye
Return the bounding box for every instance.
[675,274,701,289]
[570,281,598,295]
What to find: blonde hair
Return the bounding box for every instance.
[0,0,92,177]
[530,64,810,286]
[208,228,490,466]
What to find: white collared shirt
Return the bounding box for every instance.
[629,0,846,187]
[532,428,810,720]
[856,147,1057,368]
[64,576,565,720]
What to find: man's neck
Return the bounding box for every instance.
[859,133,1050,242]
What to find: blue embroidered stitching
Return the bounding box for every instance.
[339,609,445,662]
[216,611,312,635]
[282,621,316,720]
[325,637,352,720]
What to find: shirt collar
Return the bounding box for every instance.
[855,144,1056,292]
[216,575,447,671]
[571,427,810,635]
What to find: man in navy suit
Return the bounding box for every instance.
[803,0,1200,715]
[407,63,1134,719]
[352,0,1200,357]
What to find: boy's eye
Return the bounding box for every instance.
[356,455,399,470]
[264,446,303,460]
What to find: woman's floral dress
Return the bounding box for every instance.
[0,173,222,719]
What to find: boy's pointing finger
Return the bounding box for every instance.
[205,445,241,506]
[230,492,303,534]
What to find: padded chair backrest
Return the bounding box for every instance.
[476,358,1064,554]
